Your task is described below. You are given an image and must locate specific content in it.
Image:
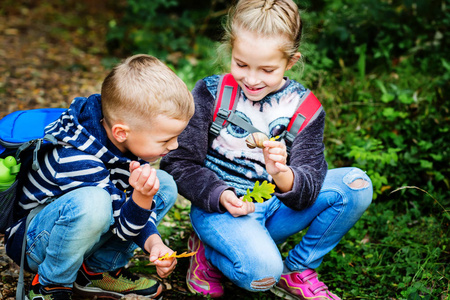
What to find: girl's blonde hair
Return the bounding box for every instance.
[101,54,194,128]
[221,0,302,59]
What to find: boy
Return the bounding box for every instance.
[4,54,195,299]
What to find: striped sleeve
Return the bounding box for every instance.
[19,146,158,246]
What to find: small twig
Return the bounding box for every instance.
[390,186,449,218]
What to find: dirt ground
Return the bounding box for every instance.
[1,1,111,298]
[0,1,115,120]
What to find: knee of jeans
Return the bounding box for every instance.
[70,187,111,232]
[250,276,277,291]
[234,257,282,291]
[343,167,373,208]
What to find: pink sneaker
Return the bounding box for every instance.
[271,269,341,300]
[186,232,224,298]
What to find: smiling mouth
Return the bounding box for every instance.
[245,84,264,92]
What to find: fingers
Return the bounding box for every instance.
[262,141,288,174]
[224,200,255,217]
[219,190,256,217]
[149,246,177,278]
[275,162,290,172]
[263,141,287,159]
[129,163,159,196]
[156,258,177,278]
[129,160,141,172]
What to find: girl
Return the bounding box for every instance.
[161,0,373,299]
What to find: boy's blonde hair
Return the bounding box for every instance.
[101,54,194,128]
[221,0,302,59]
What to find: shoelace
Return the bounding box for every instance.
[111,267,140,281]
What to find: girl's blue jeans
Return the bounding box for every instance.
[25,170,177,287]
[190,167,373,292]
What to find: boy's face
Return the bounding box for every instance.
[119,115,188,163]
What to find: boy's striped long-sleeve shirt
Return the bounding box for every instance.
[5,94,158,265]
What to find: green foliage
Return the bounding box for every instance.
[291,0,450,204]
[242,181,276,203]
[315,195,450,299]
[105,0,226,88]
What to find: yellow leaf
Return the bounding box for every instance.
[158,251,197,261]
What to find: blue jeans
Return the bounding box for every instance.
[25,170,177,287]
[190,167,373,292]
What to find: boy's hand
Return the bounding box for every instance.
[262,140,289,176]
[129,161,159,210]
[146,234,177,278]
[220,190,255,217]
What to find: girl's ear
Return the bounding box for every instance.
[286,52,301,70]
[111,123,130,143]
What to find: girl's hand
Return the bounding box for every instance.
[147,235,177,278]
[129,161,159,209]
[220,190,255,217]
[262,140,290,176]
[262,140,294,192]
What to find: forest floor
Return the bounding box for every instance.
[1,1,112,299]
[0,1,111,120]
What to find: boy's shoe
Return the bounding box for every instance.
[271,269,341,300]
[186,232,224,298]
[73,263,162,299]
[28,274,73,300]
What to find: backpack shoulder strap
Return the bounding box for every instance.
[213,74,239,122]
[210,74,240,137]
[284,90,323,151]
[210,74,262,138]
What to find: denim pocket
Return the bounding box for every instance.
[27,230,50,265]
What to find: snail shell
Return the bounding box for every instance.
[245,132,269,149]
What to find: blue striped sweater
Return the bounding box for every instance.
[5,94,158,265]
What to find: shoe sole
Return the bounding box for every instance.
[73,282,163,299]
[186,278,222,298]
[270,285,302,300]
[186,277,200,295]
[186,235,202,295]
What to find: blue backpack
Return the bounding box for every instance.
[0,108,66,233]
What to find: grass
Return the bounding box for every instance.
[129,187,449,300]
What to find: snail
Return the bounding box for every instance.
[245,132,269,149]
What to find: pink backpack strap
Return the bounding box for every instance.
[210,74,240,136]
[285,90,323,151]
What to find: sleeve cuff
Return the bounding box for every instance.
[211,185,235,213]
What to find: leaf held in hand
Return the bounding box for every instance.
[158,251,197,261]
[242,180,276,203]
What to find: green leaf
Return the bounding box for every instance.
[242,181,276,203]
[381,93,395,103]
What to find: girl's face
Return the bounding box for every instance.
[230,29,300,102]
